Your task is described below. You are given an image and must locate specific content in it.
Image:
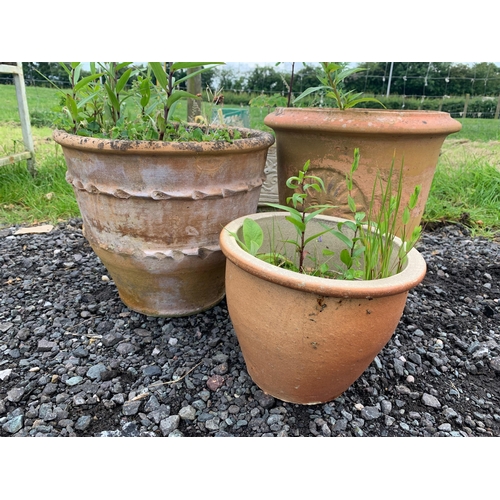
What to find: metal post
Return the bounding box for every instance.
[386,62,394,97]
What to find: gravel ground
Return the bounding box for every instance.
[0,218,499,437]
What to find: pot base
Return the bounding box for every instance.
[91,240,226,318]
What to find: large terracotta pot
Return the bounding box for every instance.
[54,128,274,317]
[264,108,461,237]
[220,212,427,405]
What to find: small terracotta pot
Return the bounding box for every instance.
[220,212,427,405]
[264,108,461,238]
[54,128,274,317]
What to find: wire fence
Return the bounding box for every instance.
[2,74,500,120]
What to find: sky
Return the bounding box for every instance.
[4,2,498,66]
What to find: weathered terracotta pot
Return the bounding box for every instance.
[220,212,427,405]
[264,108,462,237]
[54,128,274,317]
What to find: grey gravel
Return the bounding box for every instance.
[0,219,499,437]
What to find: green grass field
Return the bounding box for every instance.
[1,84,499,237]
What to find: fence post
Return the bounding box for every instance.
[463,93,470,118]
[187,67,202,122]
[494,95,500,120]
[0,62,36,174]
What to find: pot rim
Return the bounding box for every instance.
[264,107,462,135]
[220,212,427,298]
[53,126,275,155]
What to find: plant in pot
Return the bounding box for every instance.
[264,62,462,237]
[51,62,275,317]
[219,149,427,404]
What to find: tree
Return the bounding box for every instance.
[291,64,321,94]
[245,65,287,93]
[21,62,73,87]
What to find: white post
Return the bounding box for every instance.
[386,62,394,98]
[0,62,36,174]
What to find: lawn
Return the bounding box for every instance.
[0,83,499,236]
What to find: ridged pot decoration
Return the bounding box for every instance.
[264,108,461,238]
[220,212,427,405]
[54,127,274,317]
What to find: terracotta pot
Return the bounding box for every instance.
[54,128,274,317]
[220,212,427,404]
[264,108,461,237]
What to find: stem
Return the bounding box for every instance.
[330,73,344,110]
[160,62,173,141]
[325,63,344,110]
[298,177,307,273]
[70,68,78,134]
[287,62,295,107]
[299,206,307,273]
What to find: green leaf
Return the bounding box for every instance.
[73,64,82,84]
[104,83,120,112]
[74,73,104,92]
[340,249,352,267]
[76,89,102,109]
[116,68,133,94]
[286,176,301,190]
[304,228,334,246]
[409,185,421,209]
[402,206,410,225]
[265,202,302,219]
[347,195,357,213]
[116,62,133,72]
[293,85,331,103]
[171,62,223,71]
[174,65,224,87]
[344,96,386,109]
[336,67,366,81]
[226,229,249,253]
[304,206,333,224]
[324,62,341,73]
[65,94,78,121]
[166,90,200,110]
[149,62,168,90]
[329,229,353,249]
[242,218,263,256]
[354,212,366,223]
[285,215,305,233]
[59,62,72,78]
[340,220,358,233]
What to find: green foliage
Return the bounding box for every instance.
[0,139,79,226]
[293,62,385,110]
[452,118,500,141]
[245,66,287,94]
[39,62,235,142]
[231,151,422,280]
[249,93,288,113]
[424,152,500,237]
[350,151,422,279]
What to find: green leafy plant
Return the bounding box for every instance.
[293,62,385,110]
[230,161,334,274]
[41,62,249,142]
[148,62,222,140]
[229,149,422,280]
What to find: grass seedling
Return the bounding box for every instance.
[230,149,423,280]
